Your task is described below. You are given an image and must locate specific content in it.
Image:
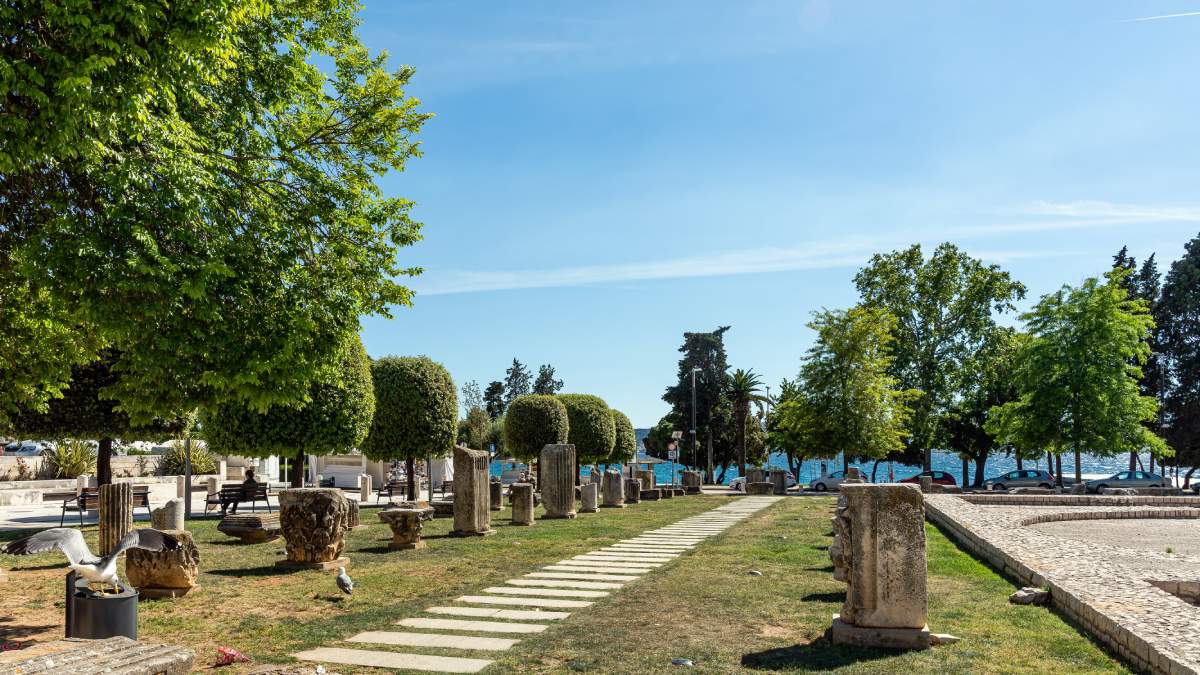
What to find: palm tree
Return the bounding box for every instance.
[727,368,766,479]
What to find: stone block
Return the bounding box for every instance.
[346,499,362,529]
[275,488,350,570]
[830,615,930,650]
[681,470,702,494]
[0,636,194,674]
[601,470,625,508]
[360,474,373,502]
[451,445,494,536]
[624,478,642,503]
[490,479,503,511]
[126,529,200,599]
[660,486,674,499]
[769,470,788,495]
[151,498,185,531]
[830,484,927,630]
[746,468,766,484]
[918,476,933,494]
[640,489,661,501]
[746,482,773,495]
[379,506,433,550]
[540,444,577,519]
[511,483,535,525]
[217,513,281,543]
[580,482,599,513]
[637,469,656,491]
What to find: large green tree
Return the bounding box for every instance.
[987,271,1168,485]
[205,334,375,487]
[608,409,637,465]
[503,394,569,462]
[557,394,616,480]
[533,365,564,395]
[484,381,506,419]
[1159,234,1200,485]
[503,359,532,407]
[11,351,189,485]
[776,306,915,472]
[1,0,429,425]
[362,356,457,500]
[663,327,732,480]
[854,243,1026,470]
[1111,247,1168,471]
[726,368,765,478]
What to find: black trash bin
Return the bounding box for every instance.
[65,572,138,639]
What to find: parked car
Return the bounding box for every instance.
[4,440,48,456]
[899,470,957,487]
[809,470,866,492]
[1084,471,1168,493]
[983,469,1055,491]
[730,472,797,492]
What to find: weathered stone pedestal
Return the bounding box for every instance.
[451,445,494,536]
[747,481,773,495]
[918,476,933,494]
[346,499,364,529]
[275,488,350,571]
[490,479,503,511]
[624,478,642,503]
[640,489,662,500]
[151,498,185,531]
[746,468,766,485]
[769,470,788,495]
[511,483,535,525]
[0,636,195,674]
[637,469,656,491]
[126,529,200,599]
[681,470,702,494]
[660,486,675,499]
[217,513,281,543]
[540,444,577,519]
[579,482,599,513]
[360,474,373,502]
[828,483,933,650]
[600,470,625,508]
[379,507,431,550]
[99,483,133,556]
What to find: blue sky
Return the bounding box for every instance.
[355,1,1200,427]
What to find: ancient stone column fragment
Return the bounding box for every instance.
[275,488,350,570]
[540,444,577,519]
[98,483,132,556]
[451,445,494,535]
[601,470,625,508]
[511,483,535,525]
[580,482,599,513]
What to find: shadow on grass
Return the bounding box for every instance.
[741,637,894,671]
[800,591,845,603]
[805,565,835,573]
[206,565,290,578]
[0,617,59,640]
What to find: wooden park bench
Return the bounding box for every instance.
[60,486,152,526]
[375,479,411,503]
[204,484,271,516]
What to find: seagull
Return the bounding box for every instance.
[335,566,353,596]
[3,527,180,593]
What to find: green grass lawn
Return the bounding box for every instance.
[1,496,1129,674]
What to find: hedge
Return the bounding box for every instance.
[609,408,636,463]
[361,355,457,462]
[503,394,569,461]
[556,393,615,463]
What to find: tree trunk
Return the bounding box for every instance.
[962,457,969,487]
[736,408,747,480]
[96,437,114,486]
[974,453,988,488]
[716,463,728,484]
[1015,454,1023,470]
[1137,454,1146,471]
[1184,466,1197,489]
[1074,448,1082,484]
[870,459,881,482]
[1149,454,1155,474]
[1055,454,1063,487]
[1046,451,1053,476]
[1130,450,1138,472]
[406,457,417,500]
[923,448,932,473]
[289,454,305,487]
[842,452,849,473]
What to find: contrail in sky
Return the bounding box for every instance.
[1123,10,1200,22]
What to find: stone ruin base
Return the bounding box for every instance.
[275,556,350,572]
[218,513,282,543]
[0,636,195,674]
[746,482,773,495]
[829,614,930,650]
[640,489,662,501]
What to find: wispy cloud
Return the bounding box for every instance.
[1024,200,1200,221]
[1122,10,1200,22]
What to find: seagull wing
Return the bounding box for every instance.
[3,528,96,565]
[108,528,181,558]
[336,572,353,595]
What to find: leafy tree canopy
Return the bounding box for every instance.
[609,409,637,464]
[556,393,616,463]
[204,334,375,460]
[460,380,484,416]
[854,243,1025,466]
[503,359,532,406]
[484,381,506,419]
[663,327,732,462]
[533,364,564,395]
[1,0,429,425]
[1156,233,1200,468]
[503,394,569,461]
[361,355,457,463]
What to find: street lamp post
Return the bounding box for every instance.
[690,366,702,483]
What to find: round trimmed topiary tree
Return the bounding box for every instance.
[204,334,375,487]
[556,394,615,482]
[609,408,636,465]
[361,355,457,500]
[503,394,569,462]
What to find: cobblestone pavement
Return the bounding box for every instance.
[1030,519,1200,556]
[926,494,1200,675]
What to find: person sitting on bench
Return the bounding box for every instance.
[222,469,259,515]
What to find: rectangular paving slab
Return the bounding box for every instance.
[483,586,609,598]
[544,564,653,574]
[425,606,571,621]
[293,647,492,674]
[398,617,548,634]
[526,571,639,582]
[347,631,519,651]
[573,556,671,564]
[506,578,624,590]
[559,559,662,568]
[456,595,594,608]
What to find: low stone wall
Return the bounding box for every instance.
[0,454,162,481]
[926,494,1200,674]
[1016,508,1200,527]
[0,475,213,507]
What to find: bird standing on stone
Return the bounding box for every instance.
[335,566,353,596]
[3,527,179,593]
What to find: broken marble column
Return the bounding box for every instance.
[379,506,431,550]
[511,483,535,525]
[746,468,766,484]
[151,498,185,531]
[681,470,702,494]
[275,488,350,570]
[918,476,933,494]
[451,445,494,536]
[175,475,186,499]
[624,478,642,504]
[842,467,866,484]
[601,470,625,508]
[359,474,372,502]
[829,483,930,650]
[540,444,577,519]
[126,529,200,599]
[579,482,599,513]
[345,498,361,529]
[638,469,656,490]
[769,470,788,495]
[98,483,132,556]
[490,478,503,511]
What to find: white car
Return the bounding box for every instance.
[3,440,50,456]
[729,472,797,492]
[810,470,867,492]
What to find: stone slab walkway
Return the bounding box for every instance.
[295,496,781,673]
